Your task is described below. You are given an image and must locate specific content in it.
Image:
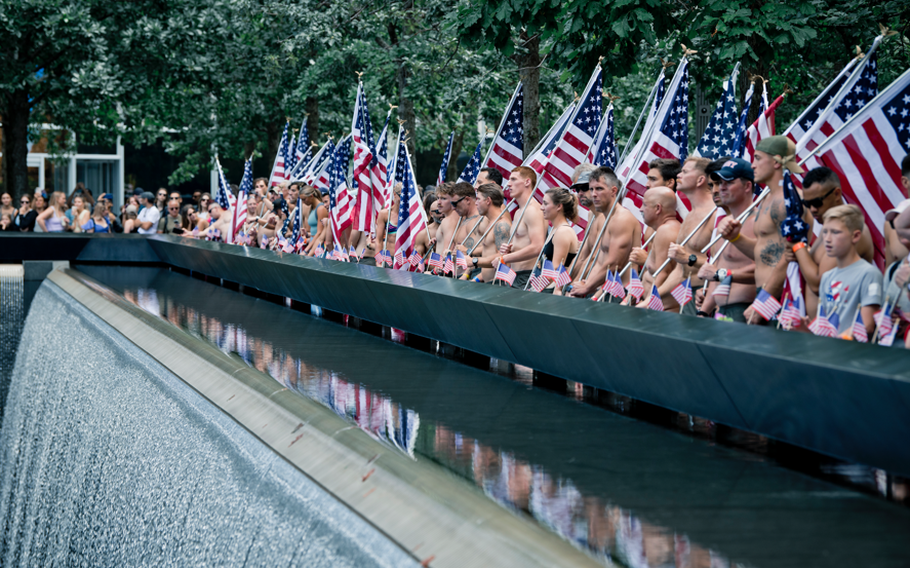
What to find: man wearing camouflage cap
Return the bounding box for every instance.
[717,136,811,323]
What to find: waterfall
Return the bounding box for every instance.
[0,281,418,568]
[0,265,24,420]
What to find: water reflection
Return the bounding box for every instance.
[122,283,750,567]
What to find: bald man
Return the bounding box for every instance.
[625,187,681,307]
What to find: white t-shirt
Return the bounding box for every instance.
[137,205,160,235]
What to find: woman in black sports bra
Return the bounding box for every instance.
[540,188,580,294]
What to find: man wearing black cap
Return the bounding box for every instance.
[697,158,758,322]
[718,135,810,322]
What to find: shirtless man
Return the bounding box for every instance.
[697,160,758,322]
[884,155,910,265]
[786,167,874,316]
[474,167,503,190]
[498,166,548,289]
[466,183,511,282]
[433,183,460,266]
[717,136,812,322]
[569,167,641,297]
[653,157,718,314]
[647,158,680,191]
[451,182,484,252]
[568,165,601,278]
[374,183,402,263]
[626,187,680,308]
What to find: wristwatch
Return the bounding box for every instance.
[714,268,729,281]
[688,254,697,267]
[472,257,478,268]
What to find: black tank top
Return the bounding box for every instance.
[543,231,577,267]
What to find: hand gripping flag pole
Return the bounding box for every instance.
[649,206,720,280]
[464,199,516,257]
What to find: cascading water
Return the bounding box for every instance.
[0,280,419,568]
[0,265,24,420]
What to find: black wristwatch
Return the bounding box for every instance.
[472,257,478,268]
[688,254,697,267]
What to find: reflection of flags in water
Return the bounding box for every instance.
[437,131,455,186]
[482,82,524,179]
[388,406,420,459]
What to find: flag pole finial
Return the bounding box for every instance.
[605,91,620,103]
[397,119,407,125]
[680,44,697,58]
[356,71,364,79]
[388,103,398,110]
[660,57,673,69]
[878,23,898,37]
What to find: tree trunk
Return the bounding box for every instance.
[514,30,541,155]
[447,130,464,185]
[396,62,416,171]
[744,34,771,125]
[305,96,319,146]
[4,89,31,200]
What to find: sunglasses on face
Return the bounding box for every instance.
[207,208,216,214]
[450,196,466,207]
[168,207,179,211]
[201,198,210,203]
[801,187,836,209]
[20,200,29,204]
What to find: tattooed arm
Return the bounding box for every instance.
[477,221,512,268]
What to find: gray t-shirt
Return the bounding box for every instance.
[820,258,882,334]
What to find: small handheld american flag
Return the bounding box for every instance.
[610,271,626,300]
[779,297,802,329]
[428,252,444,270]
[408,250,422,267]
[528,273,549,293]
[851,308,869,343]
[750,288,782,321]
[554,264,572,288]
[874,304,894,339]
[627,268,645,300]
[808,305,838,337]
[456,250,468,269]
[712,274,733,297]
[646,285,664,311]
[443,254,455,275]
[541,259,557,281]
[495,263,517,286]
[670,277,693,307]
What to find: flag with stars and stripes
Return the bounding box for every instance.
[288,198,303,243]
[230,158,253,244]
[851,308,869,342]
[741,84,785,163]
[670,276,693,307]
[295,119,311,172]
[588,102,618,168]
[618,68,667,184]
[808,304,838,337]
[539,66,603,193]
[528,273,549,292]
[783,58,858,148]
[694,66,739,159]
[646,285,665,311]
[457,139,484,185]
[443,254,455,275]
[601,269,616,296]
[302,140,333,184]
[609,270,626,299]
[428,252,443,270]
[392,137,429,269]
[351,82,381,233]
[285,127,298,177]
[541,259,557,280]
[712,274,733,298]
[375,109,393,209]
[627,268,645,300]
[806,47,909,268]
[437,131,455,187]
[750,288,782,321]
[874,303,894,340]
[482,82,524,179]
[779,296,803,329]
[622,59,690,210]
[268,120,290,186]
[554,264,572,288]
[214,157,236,211]
[879,315,900,346]
[526,102,576,177]
[495,262,517,286]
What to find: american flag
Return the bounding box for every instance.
[302,140,333,183]
[230,158,253,244]
[731,82,755,156]
[622,59,690,209]
[457,139,485,185]
[375,109,393,209]
[670,276,693,307]
[555,264,572,288]
[874,303,894,339]
[214,157,235,211]
[437,131,455,186]
[741,90,785,163]
[393,249,405,269]
[495,262,517,286]
[783,57,857,146]
[628,268,645,300]
[801,47,908,267]
[443,254,455,275]
[694,66,739,159]
[349,245,361,261]
[539,66,602,193]
[525,101,576,177]
[601,269,616,295]
[408,250,422,267]
[851,308,869,342]
[455,250,468,269]
[428,252,444,270]
[295,119,311,171]
[610,270,626,299]
[809,304,838,337]
[351,82,381,233]
[285,126,298,177]
[482,82,524,179]
[619,68,667,179]
[588,102,617,168]
[327,138,351,243]
[879,315,900,346]
[287,198,303,243]
[751,288,782,321]
[779,296,803,328]
[392,138,429,269]
[332,244,349,262]
[541,259,557,280]
[646,285,664,311]
[712,273,733,297]
[315,243,325,257]
[268,120,290,186]
[528,273,549,292]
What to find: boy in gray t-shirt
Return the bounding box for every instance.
[817,204,882,335]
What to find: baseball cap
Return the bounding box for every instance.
[885,198,910,222]
[572,170,592,190]
[755,135,805,174]
[140,191,155,201]
[101,193,113,201]
[716,158,755,182]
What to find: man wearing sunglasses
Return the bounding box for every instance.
[785,166,873,317]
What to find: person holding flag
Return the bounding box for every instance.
[624,187,680,307]
[497,167,547,289]
[538,188,580,295]
[464,183,511,283]
[374,183,402,267]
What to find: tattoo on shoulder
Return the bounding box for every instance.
[769,198,785,228]
[760,240,785,267]
[494,222,510,248]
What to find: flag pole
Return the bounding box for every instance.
[384,128,406,254]
[649,206,720,280]
[576,186,628,282]
[616,69,663,167]
[465,199,516,256]
[699,187,770,254]
[482,82,523,167]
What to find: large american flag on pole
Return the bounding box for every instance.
[621,58,690,209]
[457,139,484,185]
[525,101,576,177]
[230,158,252,244]
[393,138,428,270]
[795,37,880,168]
[802,62,910,267]
[351,82,380,233]
[481,82,524,179]
[437,131,455,186]
[268,120,290,187]
[539,66,603,192]
[301,139,332,183]
[693,65,739,159]
[731,82,755,157]
[588,102,617,168]
[375,109,393,209]
[618,67,667,178]
[741,91,785,163]
[296,118,311,170]
[783,57,858,146]
[214,157,236,211]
